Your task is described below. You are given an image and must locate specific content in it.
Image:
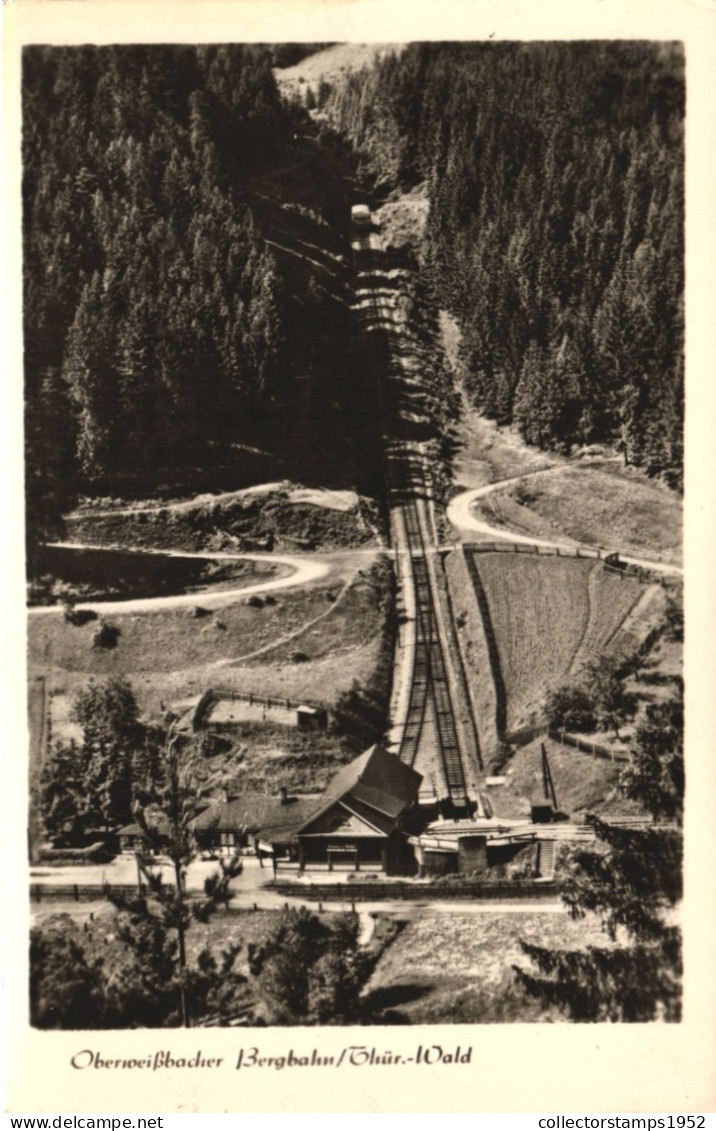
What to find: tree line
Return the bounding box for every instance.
[321,41,684,485]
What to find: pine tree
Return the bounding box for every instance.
[40,740,86,842]
[249,906,373,1025]
[514,684,683,1022]
[109,727,243,1028]
[69,677,141,832]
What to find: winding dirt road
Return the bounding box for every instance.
[447,472,683,577]
[28,542,333,617]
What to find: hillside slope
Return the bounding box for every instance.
[447,550,664,743]
[23,44,385,569]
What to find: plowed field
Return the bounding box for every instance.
[461,553,656,731]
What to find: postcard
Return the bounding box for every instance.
[3,0,715,1115]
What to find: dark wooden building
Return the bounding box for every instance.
[290,744,422,875]
[192,791,317,855]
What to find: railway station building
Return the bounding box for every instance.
[268,744,423,876]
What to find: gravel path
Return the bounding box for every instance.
[447,472,683,576]
[28,543,334,616]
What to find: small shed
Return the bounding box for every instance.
[296,704,327,730]
[116,815,173,854]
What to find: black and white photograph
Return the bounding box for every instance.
[5,0,716,1115]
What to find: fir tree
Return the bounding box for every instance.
[109,727,244,1028]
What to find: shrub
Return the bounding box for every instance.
[545,684,597,733]
[92,621,120,649]
[65,605,98,627]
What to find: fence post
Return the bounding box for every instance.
[74,884,79,902]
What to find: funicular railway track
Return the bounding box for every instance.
[352,218,471,812]
[398,499,469,807]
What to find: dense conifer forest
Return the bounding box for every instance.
[23,42,684,568]
[321,41,684,483]
[22,44,364,565]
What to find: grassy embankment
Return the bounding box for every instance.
[65,484,380,555]
[475,462,682,566]
[446,360,682,569]
[30,901,614,1026]
[471,554,659,731]
[28,552,395,793]
[446,552,660,734]
[365,908,619,1024]
[445,547,677,814]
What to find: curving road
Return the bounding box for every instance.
[28,542,333,617]
[447,472,683,577]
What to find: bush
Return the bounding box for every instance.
[545,684,597,733]
[64,605,98,626]
[92,621,120,649]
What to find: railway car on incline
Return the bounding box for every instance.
[351,203,372,230]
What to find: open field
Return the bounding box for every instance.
[28,554,391,752]
[366,908,620,1024]
[476,462,682,565]
[276,43,404,96]
[487,734,642,822]
[457,552,654,733]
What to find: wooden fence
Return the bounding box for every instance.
[194,687,327,729]
[466,542,680,587]
[30,883,175,902]
[467,542,603,559]
[547,728,628,763]
[30,878,557,904]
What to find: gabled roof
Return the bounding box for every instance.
[296,744,422,836]
[193,794,318,836]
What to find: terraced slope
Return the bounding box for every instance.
[449,551,659,737]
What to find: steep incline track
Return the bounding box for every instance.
[353,222,475,812]
[397,500,468,804]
